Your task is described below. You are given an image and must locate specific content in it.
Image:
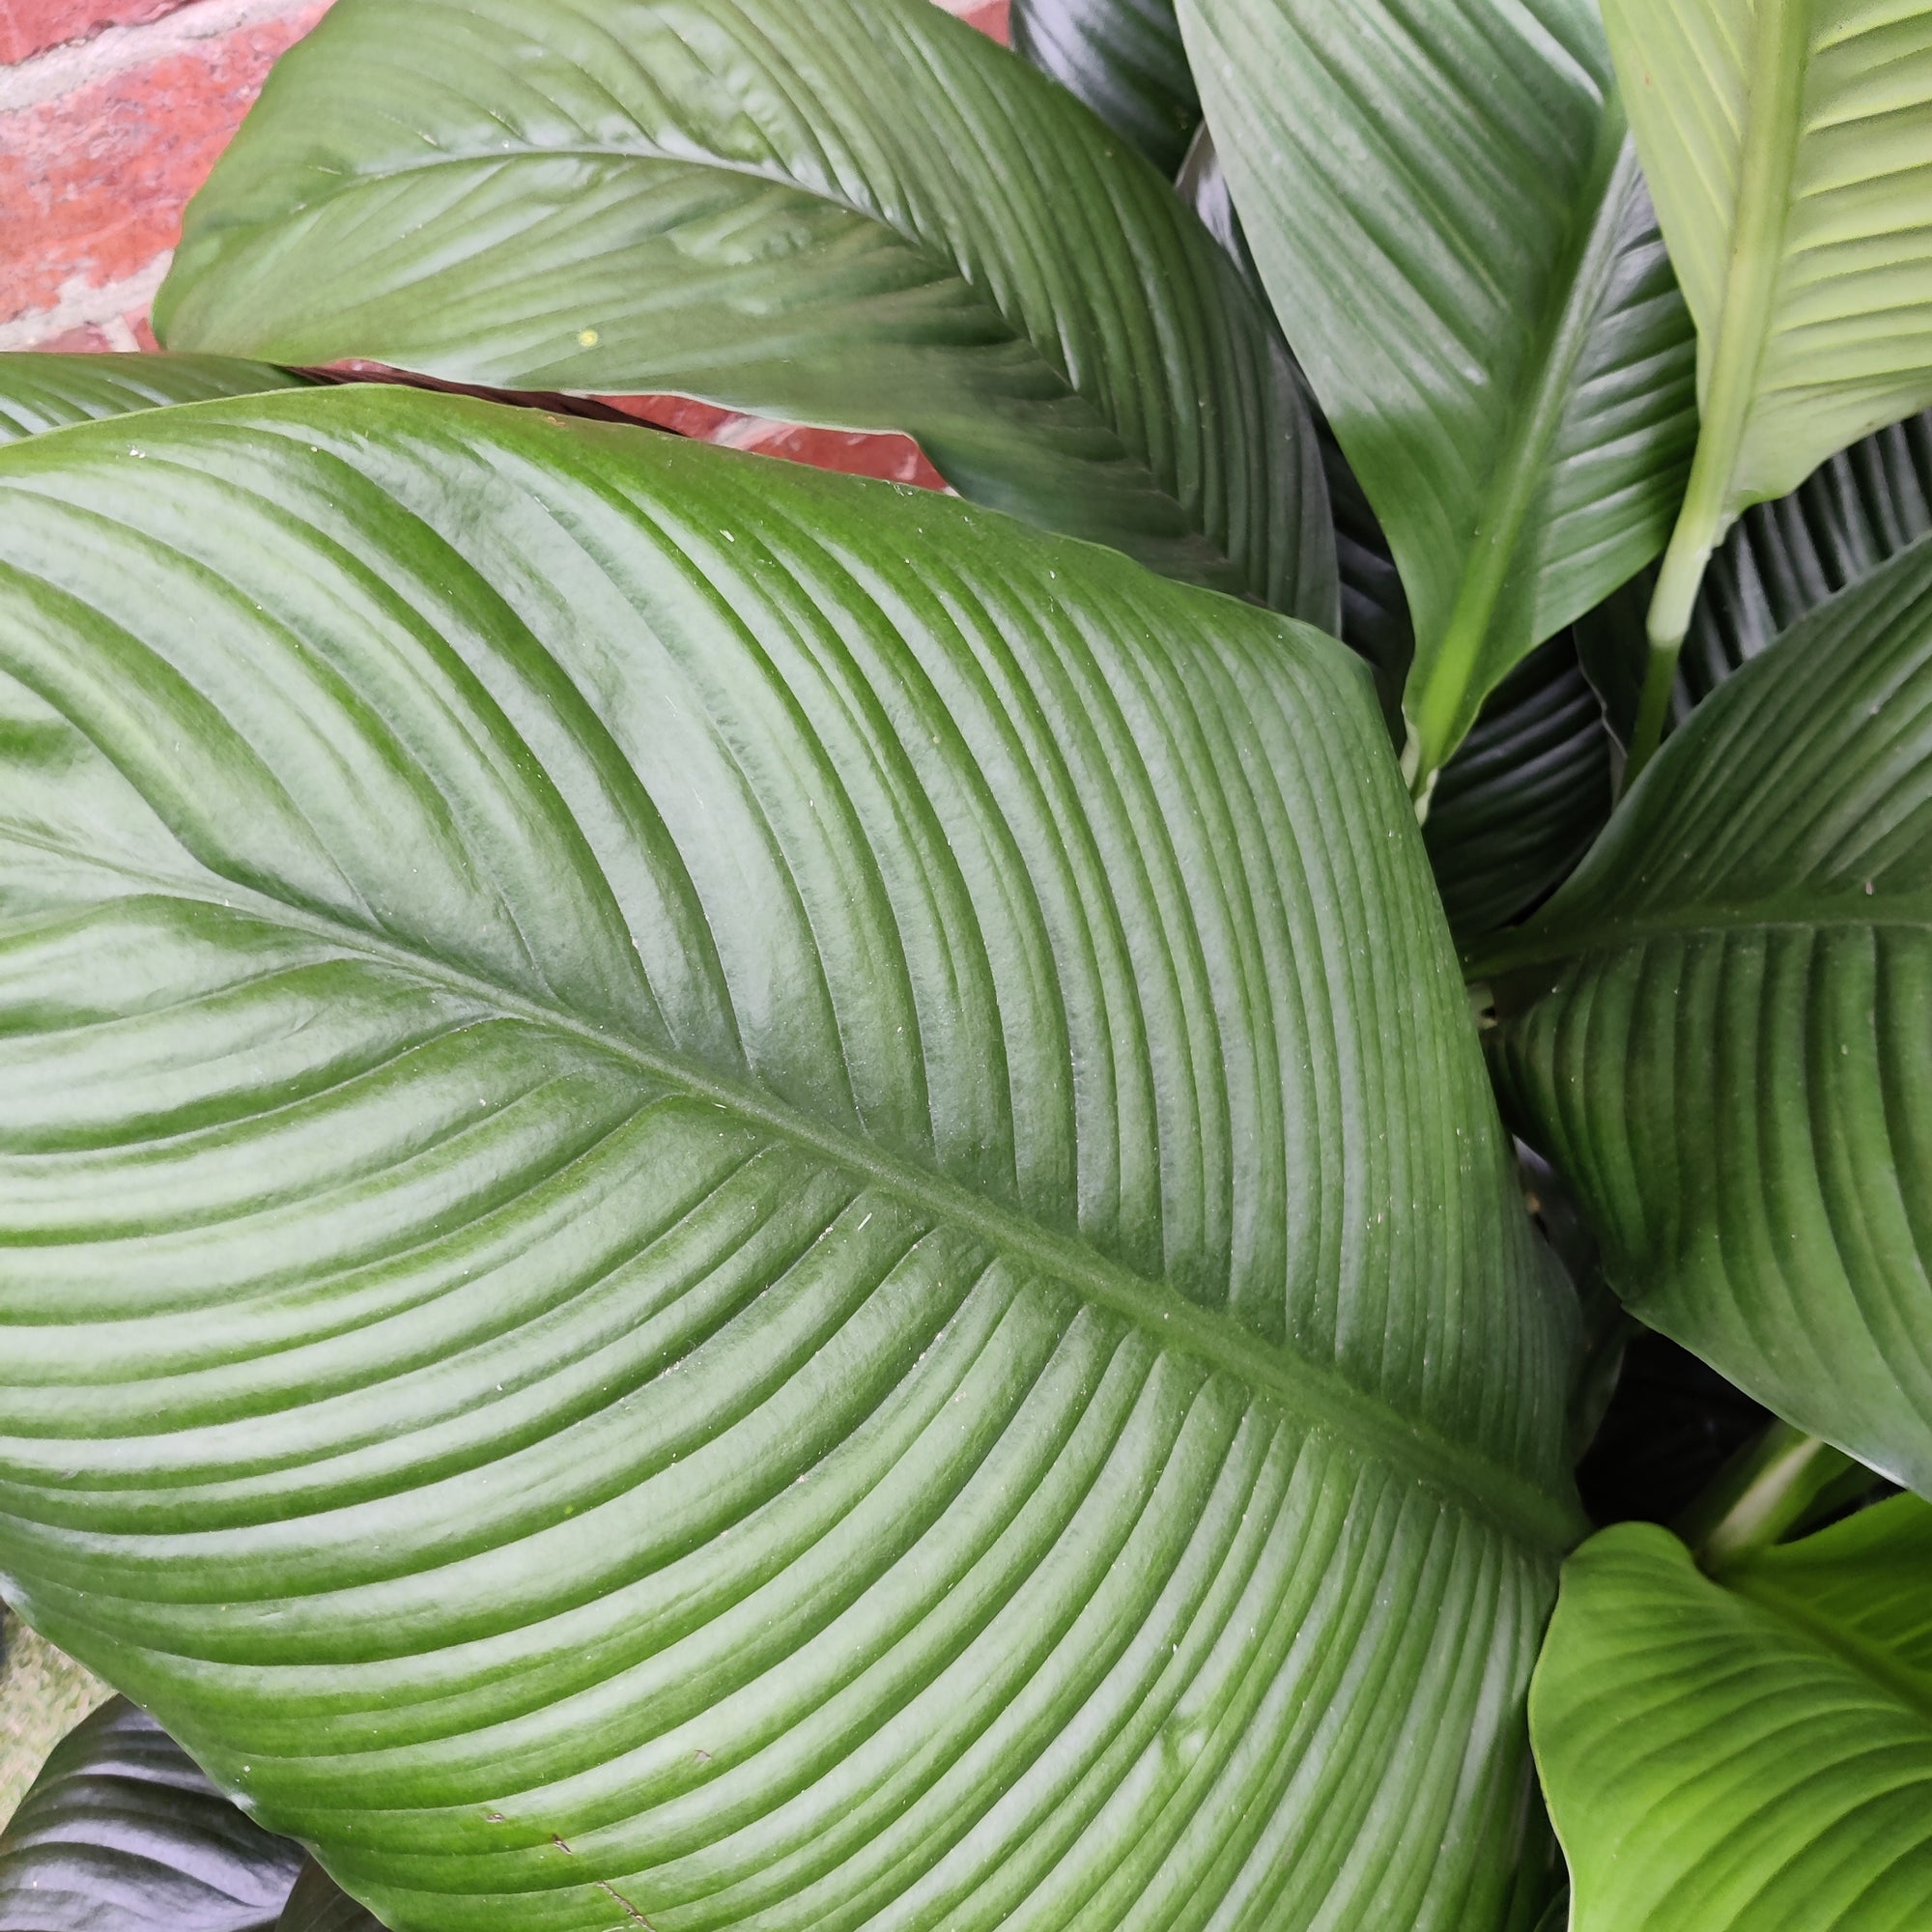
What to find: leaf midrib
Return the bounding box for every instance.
[3,816,1580,1555]
[1471,892,1932,980]
[1730,1573,1932,1731]
[188,142,1251,587]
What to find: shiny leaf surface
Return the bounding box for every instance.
[153,0,1336,624]
[0,386,1575,1932]
[0,1700,304,1932]
[0,355,307,445]
[1489,531,1932,1493]
[1533,1501,1932,1931]
[1423,634,1611,947]
[1009,0,1201,174]
[1179,0,1697,776]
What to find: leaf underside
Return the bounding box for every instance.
[1178,0,1696,773]
[1492,530,1932,1495]
[0,387,1573,1932]
[153,0,1336,627]
[0,1697,306,1932]
[0,355,309,445]
[280,1862,390,1932]
[1533,1502,1932,1931]
[1605,0,1932,525]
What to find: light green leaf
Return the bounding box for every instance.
[1009,0,1201,175]
[0,385,1576,1931]
[1486,529,1932,1494]
[1607,0,1932,668]
[0,355,308,446]
[1532,1501,1932,1932]
[0,1698,305,1930]
[152,0,1335,625]
[1177,0,1698,780]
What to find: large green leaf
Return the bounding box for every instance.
[1177,0,1698,780]
[1532,1500,1932,1932]
[0,385,1577,1931]
[1486,530,1932,1494]
[0,1699,305,1930]
[1009,0,1202,175]
[0,355,308,446]
[1606,0,1932,674]
[151,0,1335,625]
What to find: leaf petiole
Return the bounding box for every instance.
[1677,1420,1858,1574]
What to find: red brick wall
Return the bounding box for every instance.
[1,0,1009,480]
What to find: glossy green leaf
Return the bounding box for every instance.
[1487,530,1932,1494]
[1176,125,1413,729]
[1607,0,1932,661]
[278,1864,387,1932]
[1009,0,1201,175]
[1422,635,1611,947]
[0,1699,305,1931]
[1177,0,1698,780]
[0,355,308,446]
[0,384,1576,1932]
[152,0,1335,625]
[1532,1501,1932,1932]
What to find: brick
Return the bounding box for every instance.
[0,0,194,67]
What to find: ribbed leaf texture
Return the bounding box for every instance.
[279,1864,388,1932]
[152,0,1335,626]
[1173,126,1413,729]
[0,387,1576,1932]
[1009,0,1201,175]
[1532,1500,1932,1931]
[1177,0,1697,776]
[0,1699,305,1931]
[1683,408,1932,703]
[1422,635,1611,948]
[1605,0,1932,529]
[0,355,307,445]
[1489,531,1932,1495]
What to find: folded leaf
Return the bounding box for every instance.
[0,355,308,445]
[1488,531,1932,1493]
[1422,634,1611,947]
[0,385,1576,1932]
[1533,1502,1932,1932]
[153,0,1335,625]
[1009,0,1201,174]
[1607,0,1932,653]
[1178,0,1697,778]
[0,1699,305,1931]
[279,1864,387,1932]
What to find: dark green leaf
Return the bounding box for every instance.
[277,1864,386,1932]
[1488,530,1932,1494]
[1178,0,1697,777]
[0,355,308,445]
[1009,0,1201,175]
[1580,411,1932,748]
[1423,634,1611,946]
[0,1698,304,1931]
[0,385,1576,1931]
[1533,1500,1932,1931]
[153,0,1336,624]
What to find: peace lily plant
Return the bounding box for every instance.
[1,0,1930,1926]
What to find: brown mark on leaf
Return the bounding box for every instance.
[552,1834,574,1854]
[596,1879,656,1928]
